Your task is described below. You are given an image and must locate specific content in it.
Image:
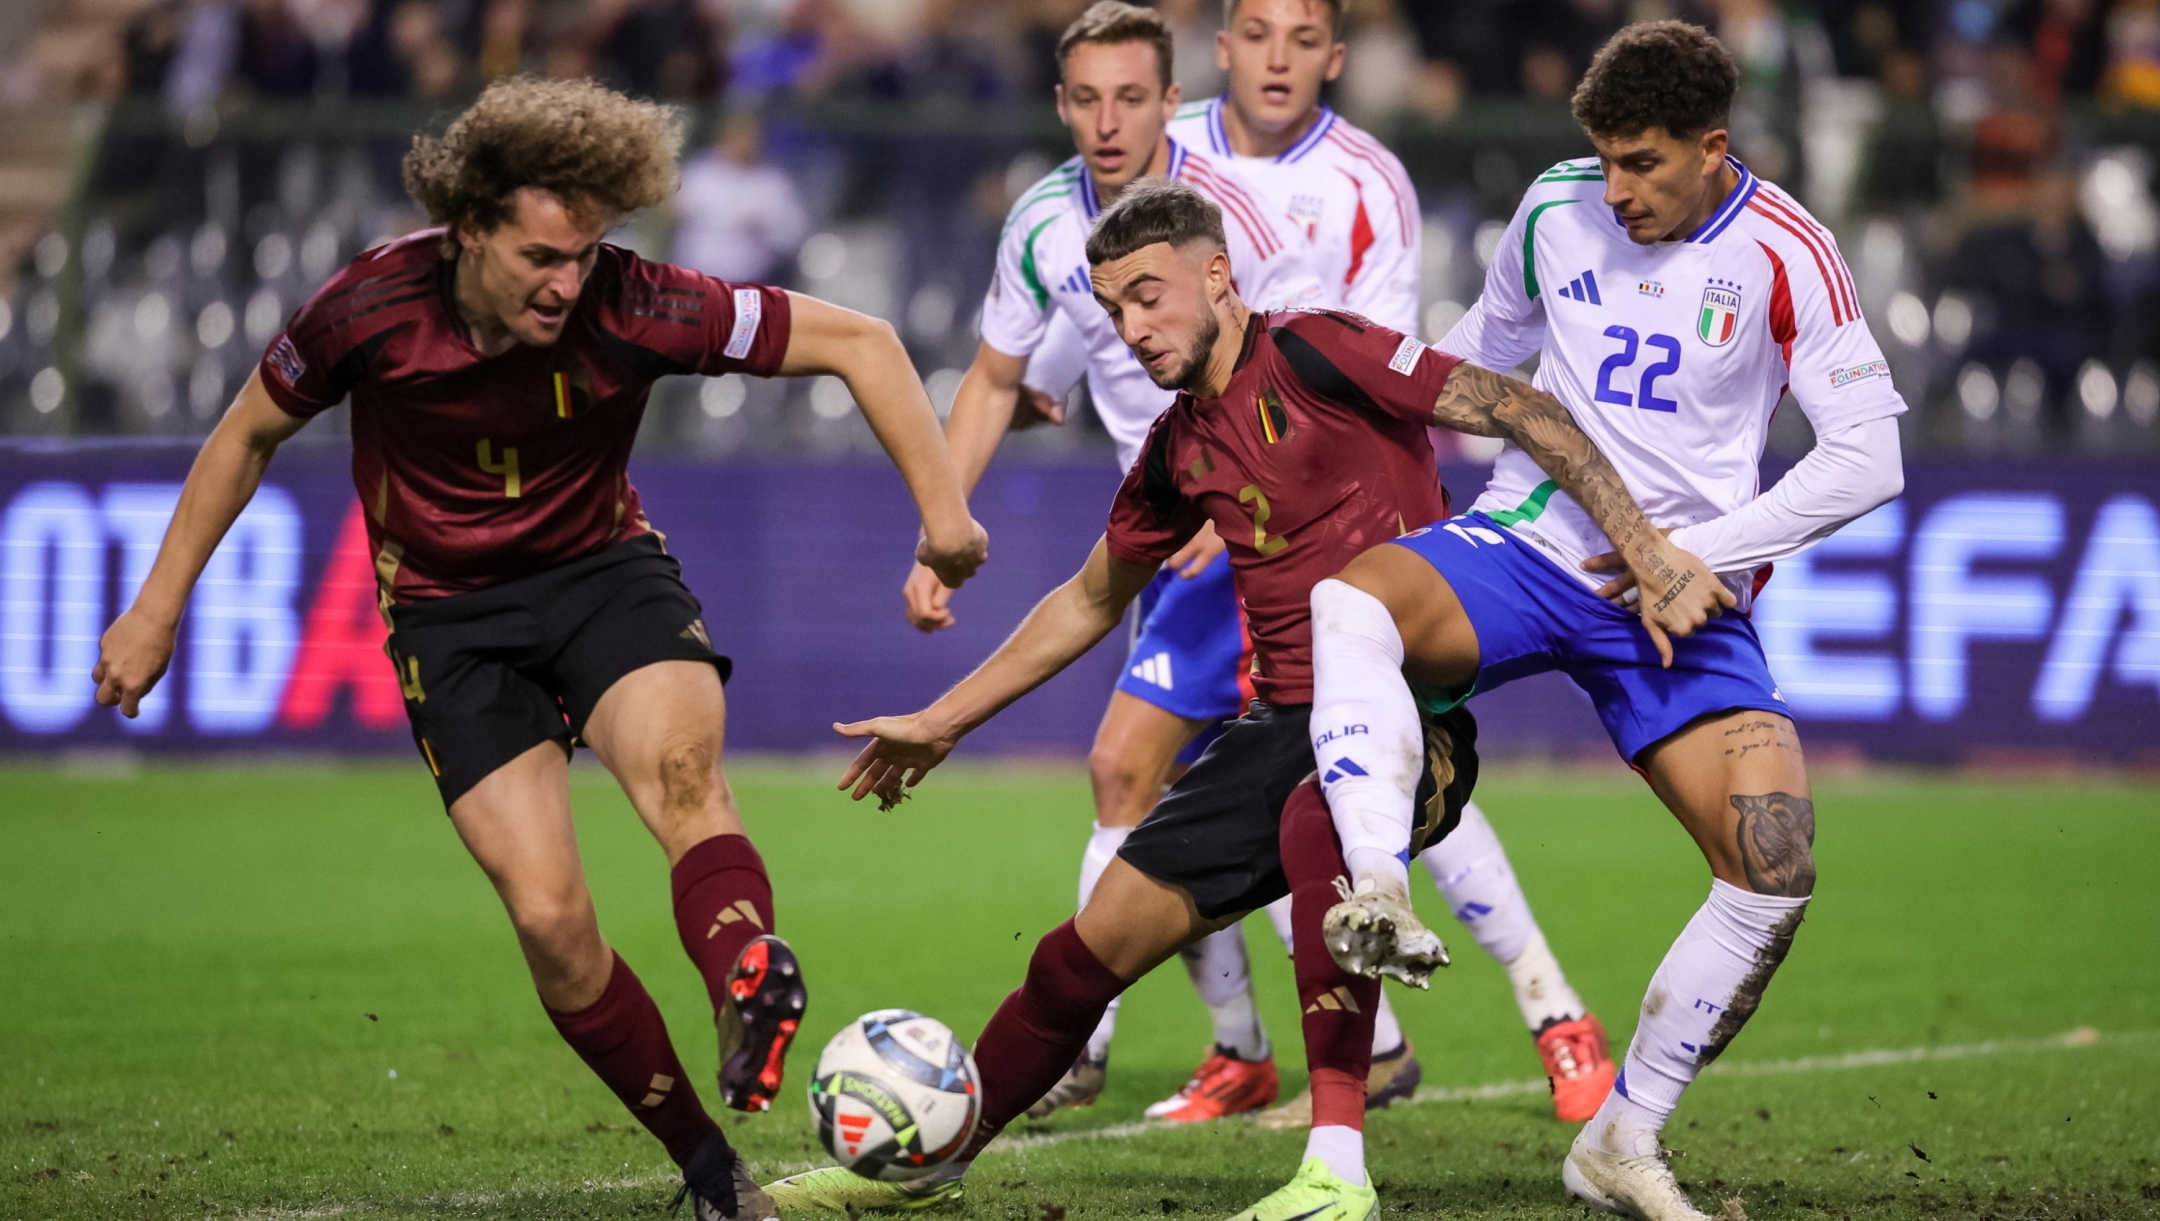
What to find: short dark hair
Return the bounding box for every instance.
[1221,0,1347,41]
[1086,177,1227,265]
[1058,1,1174,90]
[1571,21,1738,140]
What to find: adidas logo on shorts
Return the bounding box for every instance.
[1129,652,1174,689]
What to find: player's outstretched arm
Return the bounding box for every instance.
[1431,362,1734,665]
[93,371,309,716]
[899,340,1031,632]
[836,537,1155,804]
[779,291,988,590]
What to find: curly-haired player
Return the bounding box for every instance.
[92,77,987,1221]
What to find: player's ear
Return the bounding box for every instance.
[1216,28,1231,71]
[1702,127,1730,167]
[1325,40,1345,81]
[1205,244,1233,301]
[1164,79,1182,114]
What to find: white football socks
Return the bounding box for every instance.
[1417,801,1586,1031]
[1180,925,1270,1061]
[1078,822,1130,1062]
[1309,579,1421,895]
[1370,988,1405,1057]
[1588,879,1810,1153]
[1304,1124,1368,1187]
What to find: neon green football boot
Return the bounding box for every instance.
[1226,1158,1378,1221]
[761,1166,964,1214]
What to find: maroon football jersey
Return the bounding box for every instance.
[1106,309,1459,704]
[260,229,791,601]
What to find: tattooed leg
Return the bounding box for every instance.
[1731,791,1817,898]
[1573,710,1816,1164]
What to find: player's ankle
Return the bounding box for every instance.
[1302,1124,1368,1187]
[1345,849,1411,896]
[1582,1089,1666,1159]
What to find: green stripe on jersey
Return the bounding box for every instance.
[1537,173,1605,183]
[1484,480,1558,526]
[1520,200,1579,300]
[1001,181,1076,237]
[1019,215,1061,309]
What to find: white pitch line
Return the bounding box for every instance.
[986,1026,2134,1156]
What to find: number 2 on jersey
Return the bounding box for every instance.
[1592,325,1681,414]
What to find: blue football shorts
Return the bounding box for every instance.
[1390,511,1790,764]
[1115,552,1252,763]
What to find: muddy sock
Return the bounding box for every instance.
[1595,881,1808,1150]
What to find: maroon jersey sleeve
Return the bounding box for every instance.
[1105,412,1206,568]
[600,249,793,378]
[1266,310,1461,426]
[257,241,429,418]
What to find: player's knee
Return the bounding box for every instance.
[656,736,718,815]
[507,889,599,961]
[1086,742,1160,820]
[1730,790,1817,898]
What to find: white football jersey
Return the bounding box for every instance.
[1442,156,1907,603]
[1168,98,1421,333]
[982,140,1324,471]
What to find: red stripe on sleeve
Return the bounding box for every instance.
[1745,201,1847,326]
[1756,239,1797,365]
[1750,191,1858,321]
[1185,161,1279,258]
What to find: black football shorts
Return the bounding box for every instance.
[383,534,730,807]
[1117,699,1480,921]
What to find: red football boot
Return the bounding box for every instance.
[1144,1045,1280,1124]
[1536,1013,1617,1123]
[718,934,806,1112]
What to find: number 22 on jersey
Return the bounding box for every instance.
[1593,325,1682,414]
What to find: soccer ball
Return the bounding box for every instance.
[808,1009,981,1181]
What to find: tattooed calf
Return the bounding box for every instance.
[1731,791,1817,897]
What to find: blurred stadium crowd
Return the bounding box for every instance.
[2,0,2159,455]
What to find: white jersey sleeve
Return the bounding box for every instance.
[978,165,1081,360]
[1436,181,1556,371]
[1758,184,1908,433]
[1023,310,1089,399]
[1664,184,1910,572]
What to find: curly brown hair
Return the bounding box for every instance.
[403,77,684,236]
[1571,21,1737,140]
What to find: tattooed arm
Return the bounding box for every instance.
[1432,362,1735,664]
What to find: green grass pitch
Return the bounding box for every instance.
[3,758,2157,1219]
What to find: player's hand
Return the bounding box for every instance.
[1008,384,1068,432]
[833,712,959,808]
[902,561,958,632]
[1583,536,1735,668]
[917,515,989,590]
[1165,520,1224,578]
[92,607,178,718]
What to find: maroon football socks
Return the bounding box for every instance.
[1281,779,1380,1130]
[671,833,776,1017]
[545,952,721,1168]
[962,919,1129,1157]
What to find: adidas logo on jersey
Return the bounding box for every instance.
[1130,652,1174,689]
[1058,266,1089,296]
[1556,270,1602,304]
[1321,757,1368,785]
